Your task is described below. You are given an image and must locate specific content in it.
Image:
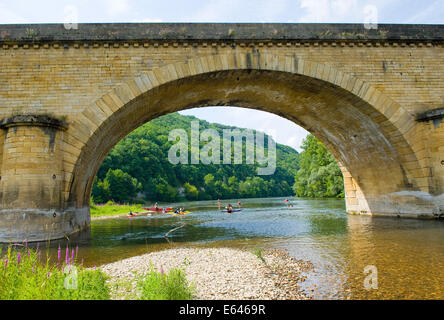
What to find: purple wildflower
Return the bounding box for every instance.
[32,262,35,274]
[57,246,61,263]
[47,272,50,279]
[160,265,164,275]
[65,247,69,265]
[71,249,75,264]
[17,253,21,264]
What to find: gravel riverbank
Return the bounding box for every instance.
[100,247,314,300]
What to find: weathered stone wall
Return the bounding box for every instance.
[0,23,442,241]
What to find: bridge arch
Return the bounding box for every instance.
[65,52,424,223]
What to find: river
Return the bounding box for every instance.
[12,197,444,299]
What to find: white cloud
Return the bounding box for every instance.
[297,0,383,23]
[132,18,163,22]
[256,0,288,22]
[331,0,357,16]
[190,0,239,22]
[179,107,309,152]
[0,3,28,23]
[406,0,444,23]
[106,0,130,16]
[190,0,288,22]
[299,0,332,22]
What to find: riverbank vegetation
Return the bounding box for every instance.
[90,201,143,218]
[0,245,195,300]
[0,245,109,300]
[137,266,195,300]
[292,134,344,198]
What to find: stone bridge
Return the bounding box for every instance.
[0,23,443,241]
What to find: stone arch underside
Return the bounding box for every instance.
[66,53,427,224]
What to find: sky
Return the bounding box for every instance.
[1,0,442,151]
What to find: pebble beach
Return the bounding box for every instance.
[100,247,314,300]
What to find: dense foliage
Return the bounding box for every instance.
[92,113,300,203]
[292,134,344,198]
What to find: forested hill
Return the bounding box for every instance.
[92,112,300,203]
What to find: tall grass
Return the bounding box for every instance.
[0,245,110,300]
[90,201,143,218]
[137,265,195,300]
[252,248,266,263]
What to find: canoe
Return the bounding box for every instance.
[173,211,191,216]
[221,209,242,213]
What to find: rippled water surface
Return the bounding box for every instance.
[14,197,444,299]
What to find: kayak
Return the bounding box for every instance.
[173,211,191,216]
[221,209,242,213]
[126,213,138,218]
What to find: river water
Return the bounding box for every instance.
[15,197,444,299]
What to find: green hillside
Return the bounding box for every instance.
[92,112,300,203]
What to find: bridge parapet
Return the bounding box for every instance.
[0,23,443,47]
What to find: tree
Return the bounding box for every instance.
[103,169,141,203]
[184,182,199,200]
[91,177,111,203]
[292,134,344,198]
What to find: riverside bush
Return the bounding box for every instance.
[137,266,194,300]
[0,245,110,300]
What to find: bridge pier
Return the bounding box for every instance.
[0,115,89,242]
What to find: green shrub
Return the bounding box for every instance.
[137,266,194,300]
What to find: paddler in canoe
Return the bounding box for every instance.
[173,208,190,215]
[226,204,233,213]
[285,199,294,207]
